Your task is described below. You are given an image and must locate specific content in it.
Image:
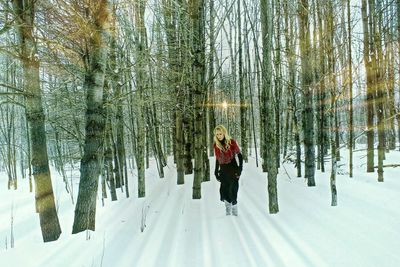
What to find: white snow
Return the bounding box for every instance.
[1,148,399,267]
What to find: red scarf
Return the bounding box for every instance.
[214,139,241,164]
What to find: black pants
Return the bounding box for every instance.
[219,173,239,205]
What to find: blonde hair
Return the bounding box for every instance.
[214,125,232,151]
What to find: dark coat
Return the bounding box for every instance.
[214,139,243,205]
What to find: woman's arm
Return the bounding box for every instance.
[237,153,243,176]
[214,159,220,181]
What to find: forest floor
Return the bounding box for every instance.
[1,148,400,267]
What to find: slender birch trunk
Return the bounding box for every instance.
[397,0,400,150]
[316,0,328,173]
[347,0,354,177]
[373,0,385,182]
[362,0,375,172]
[238,0,248,162]
[208,0,216,156]
[327,0,337,205]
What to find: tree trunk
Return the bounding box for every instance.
[260,0,273,173]
[397,0,400,150]
[373,0,384,182]
[386,31,396,151]
[190,0,206,199]
[330,97,338,206]
[347,0,354,177]
[133,0,147,197]
[72,0,110,234]
[327,0,337,206]
[208,0,216,157]
[261,0,279,213]
[243,0,259,166]
[104,115,117,201]
[274,0,282,169]
[316,0,326,173]
[109,9,126,190]
[299,0,315,186]
[335,100,340,161]
[238,0,248,162]
[13,0,61,242]
[162,0,185,184]
[362,0,375,172]
[283,0,301,177]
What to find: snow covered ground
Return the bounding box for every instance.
[1,148,399,267]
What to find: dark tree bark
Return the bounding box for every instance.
[347,0,354,177]
[72,0,110,234]
[238,0,248,162]
[298,0,315,186]
[208,0,216,157]
[261,0,279,213]
[316,0,327,173]
[190,0,206,199]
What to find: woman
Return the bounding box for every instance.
[213,125,243,216]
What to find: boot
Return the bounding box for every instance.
[224,200,232,215]
[232,205,238,216]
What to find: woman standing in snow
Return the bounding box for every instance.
[213,125,243,216]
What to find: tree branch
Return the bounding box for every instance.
[0,23,12,35]
[0,83,24,93]
[0,100,25,109]
[374,164,400,169]
[0,92,25,96]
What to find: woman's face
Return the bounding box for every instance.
[215,130,225,141]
